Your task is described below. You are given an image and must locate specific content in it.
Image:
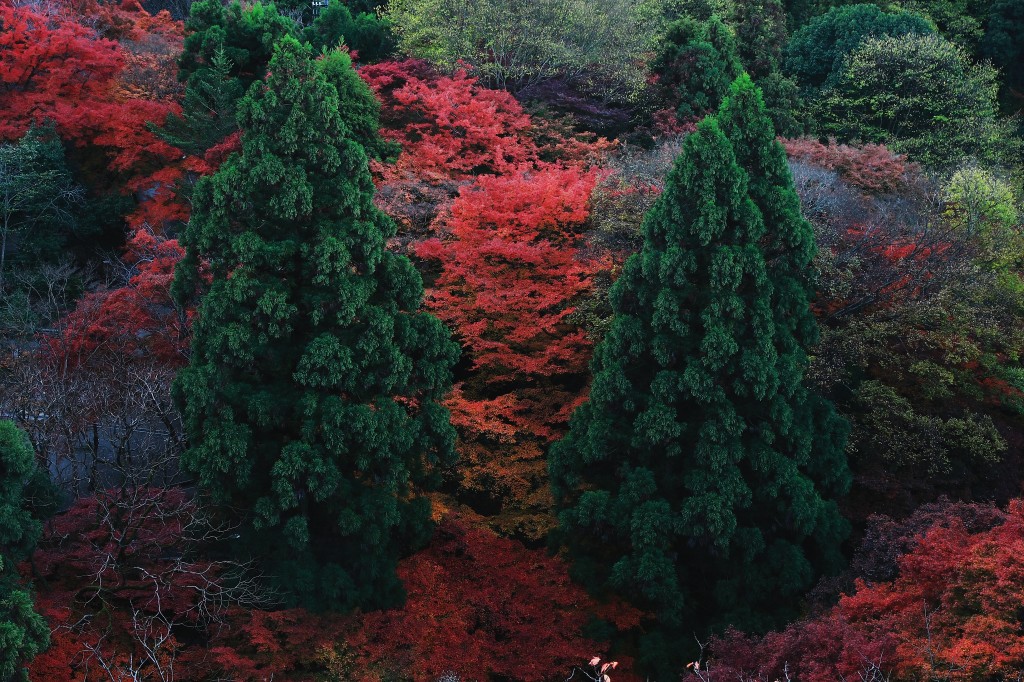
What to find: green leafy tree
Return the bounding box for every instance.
[784,4,934,91]
[944,166,1022,278]
[898,0,992,52]
[549,77,849,676]
[303,0,397,63]
[652,15,743,120]
[851,379,1005,476]
[0,421,51,682]
[780,0,824,28]
[814,33,1016,168]
[385,0,669,99]
[172,38,459,610]
[672,0,734,22]
[0,126,82,294]
[345,0,387,12]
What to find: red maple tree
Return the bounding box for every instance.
[706,500,1024,682]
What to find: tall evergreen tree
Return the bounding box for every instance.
[172,37,459,610]
[549,78,849,674]
[713,71,851,602]
[0,421,50,682]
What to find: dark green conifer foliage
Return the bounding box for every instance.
[550,78,849,673]
[172,38,459,610]
[177,0,295,89]
[0,125,82,293]
[734,0,788,79]
[170,0,293,169]
[718,76,816,302]
[730,0,804,135]
[652,16,743,120]
[714,71,851,598]
[0,421,50,682]
[303,0,397,63]
[158,48,243,158]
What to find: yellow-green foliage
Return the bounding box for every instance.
[385,0,671,99]
[944,166,1021,276]
[814,33,1016,168]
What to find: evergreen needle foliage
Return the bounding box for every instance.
[550,76,850,675]
[652,15,743,120]
[157,48,243,158]
[0,421,50,682]
[172,37,459,610]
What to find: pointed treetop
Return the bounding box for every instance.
[717,74,816,271]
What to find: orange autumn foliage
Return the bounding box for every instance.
[347,515,641,682]
[361,60,538,181]
[418,166,599,386]
[708,500,1024,682]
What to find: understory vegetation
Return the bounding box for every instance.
[0,0,1022,679]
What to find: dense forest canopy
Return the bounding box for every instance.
[0,0,1022,680]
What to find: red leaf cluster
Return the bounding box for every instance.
[53,227,189,365]
[418,166,599,384]
[347,515,641,682]
[708,500,1024,682]
[362,60,538,181]
[30,500,638,681]
[414,164,603,535]
[0,2,182,177]
[782,137,919,195]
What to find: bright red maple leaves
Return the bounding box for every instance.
[419,166,597,381]
[0,4,123,142]
[417,166,601,441]
[0,2,182,177]
[361,61,612,537]
[708,501,1024,681]
[362,59,538,181]
[348,515,640,682]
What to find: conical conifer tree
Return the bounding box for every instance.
[549,81,849,672]
[172,37,459,610]
[716,75,850,506]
